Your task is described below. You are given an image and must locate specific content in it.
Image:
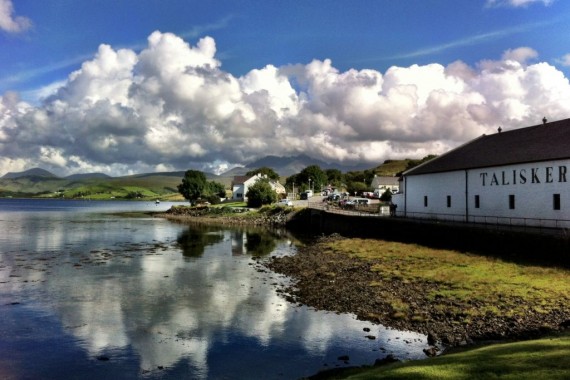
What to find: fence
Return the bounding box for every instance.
[307,201,570,236]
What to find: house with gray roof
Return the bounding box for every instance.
[231,174,286,201]
[393,118,570,228]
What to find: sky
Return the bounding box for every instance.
[2,0,570,177]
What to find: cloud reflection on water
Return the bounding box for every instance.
[0,212,427,379]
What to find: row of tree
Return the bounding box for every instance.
[177,155,436,207]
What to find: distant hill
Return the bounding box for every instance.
[65,173,112,180]
[2,168,59,179]
[0,156,428,199]
[222,154,371,177]
[373,160,411,176]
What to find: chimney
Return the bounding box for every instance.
[497,126,502,133]
[543,117,547,125]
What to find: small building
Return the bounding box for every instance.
[231,174,285,201]
[371,175,399,194]
[393,118,570,229]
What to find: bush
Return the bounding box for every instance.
[246,180,277,208]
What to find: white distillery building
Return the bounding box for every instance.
[393,118,570,229]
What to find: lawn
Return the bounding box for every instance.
[326,332,570,380]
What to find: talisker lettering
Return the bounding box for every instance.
[480,166,568,186]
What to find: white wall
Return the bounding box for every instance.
[399,159,570,227]
[468,159,570,226]
[401,171,466,221]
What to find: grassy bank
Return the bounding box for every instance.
[267,236,570,346]
[330,238,570,324]
[317,332,570,379]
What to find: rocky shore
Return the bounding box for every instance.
[157,205,294,226]
[263,234,570,351]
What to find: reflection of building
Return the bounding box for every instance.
[394,118,570,228]
[231,230,247,256]
[231,174,286,201]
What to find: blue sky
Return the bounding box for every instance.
[2,0,570,176]
[3,0,570,98]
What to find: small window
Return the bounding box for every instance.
[474,195,480,209]
[509,194,515,210]
[446,195,451,208]
[553,194,561,210]
[424,196,428,207]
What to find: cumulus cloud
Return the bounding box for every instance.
[0,0,31,33]
[2,31,570,177]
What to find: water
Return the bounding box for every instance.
[0,199,427,379]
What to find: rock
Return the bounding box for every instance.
[365,335,376,340]
[374,354,399,366]
[96,356,110,361]
[363,327,371,332]
[337,355,350,361]
[427,331,438,345]
[423,346,439,357]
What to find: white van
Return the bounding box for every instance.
[352,197,370,206]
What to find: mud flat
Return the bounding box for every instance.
[264,234,570,349]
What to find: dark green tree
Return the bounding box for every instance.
[246,167,280,181]
[299,165,327,192]
[380,188,393,202]
[325,168,343,187]
[346,181,370,196]
[285,173,300,192]
[208,181,226,198]
[246,179,277,208]
[177,170,208,204]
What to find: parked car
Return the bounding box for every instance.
[278,199,293,206]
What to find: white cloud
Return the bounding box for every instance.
[558,53,570,67]
[486,0,555,7]
[0,0,31,33]
[501,47,538,64]
[2,32,570,177]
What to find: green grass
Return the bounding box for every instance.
[327,333,570,379]
[323,239,570,321]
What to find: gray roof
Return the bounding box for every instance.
[405,118,570,176]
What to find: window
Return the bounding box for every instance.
[446,195,451,208]
[509,194,515,210]
[474,195,480,209]
[424,196,428,207]
[553,194,561,210]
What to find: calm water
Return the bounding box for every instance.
[0,199,427,379]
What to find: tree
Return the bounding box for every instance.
[246,179,277,208]
[246,167,280,181]
[299,165,327,192]
[208,181,226,198]
[325,168,343,187]
[177,170,208,204]
[380,188,393,202]
[346,181,369,196]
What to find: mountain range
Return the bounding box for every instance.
[0,155,402,199]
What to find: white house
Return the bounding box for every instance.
[393,118,570,229]
[231,174,286,201]
[371,175,399,194]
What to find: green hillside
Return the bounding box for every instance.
[373,160,411,176]
[0,159,431,200]
[0,174,185,200]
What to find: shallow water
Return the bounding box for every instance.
[0,199,427,379]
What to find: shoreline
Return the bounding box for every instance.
[156,208,570,351]
[263,234,570,350]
